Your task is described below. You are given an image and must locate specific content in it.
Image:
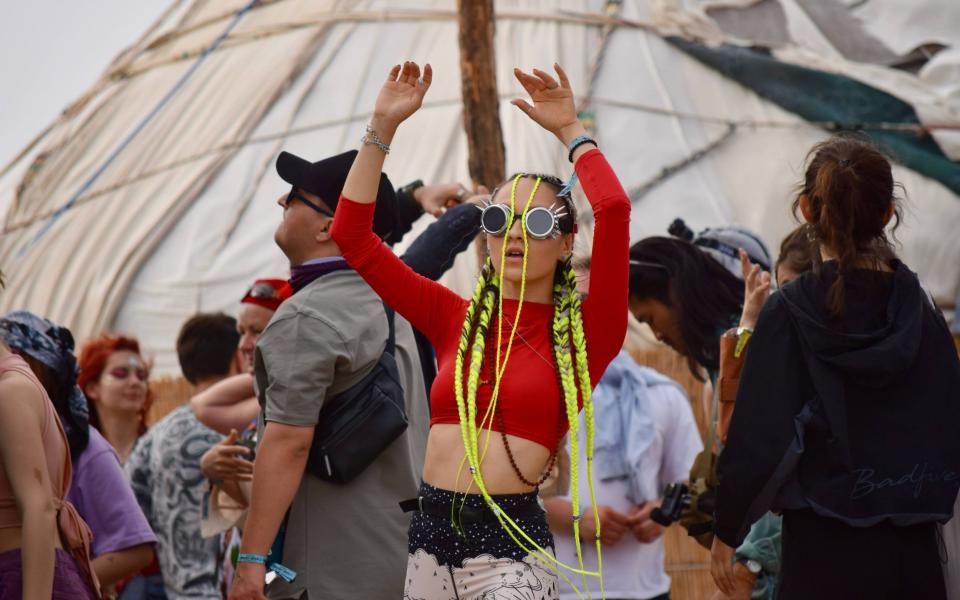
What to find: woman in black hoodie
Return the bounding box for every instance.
[711,135,960,599]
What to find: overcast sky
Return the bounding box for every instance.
[0,0,170,167]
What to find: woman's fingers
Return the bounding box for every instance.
[399,61,413,85]
[420,63,433,89]
[391,61,431,93]
[219,445,250,455]
[511,98,534,115]
[521,68,547,90]
[554,63,571,89]
[723,562,738,594]
[532,68,559,90]
[386,64,401,83]
[222,457,253,470]
[739,249,751,281]
[513,68,543,95]
[712,559,731,594]
[711,538,737,594]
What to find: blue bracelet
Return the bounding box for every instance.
[567,135,597,162]
[237,553,297,583]
[237,553,267,565]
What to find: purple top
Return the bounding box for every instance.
[66,428,156,557]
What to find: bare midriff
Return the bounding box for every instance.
[423,424,552,494]
[0,525,64,555]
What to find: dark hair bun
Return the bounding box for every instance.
[668,218,695,242]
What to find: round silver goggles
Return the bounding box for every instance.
[479,201,571,240]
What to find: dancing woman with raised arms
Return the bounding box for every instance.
[331,61,631,599]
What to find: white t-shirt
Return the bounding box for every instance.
[552,378,702,600]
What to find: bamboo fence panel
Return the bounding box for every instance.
[146,375,194,426]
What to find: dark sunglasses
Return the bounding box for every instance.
[108,366,149,382]
[286,187,334,218]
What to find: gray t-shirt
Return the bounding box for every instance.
[254,269,428,599]
[126,404,223,599]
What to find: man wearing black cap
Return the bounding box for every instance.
[231,150,432,600]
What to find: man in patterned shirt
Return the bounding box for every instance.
[127,313,243,599]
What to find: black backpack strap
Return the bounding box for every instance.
[383,302,396,356]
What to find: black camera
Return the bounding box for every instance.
[236,436,257,462]
[651,482,715,526]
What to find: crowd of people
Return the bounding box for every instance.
[0,60,958,600]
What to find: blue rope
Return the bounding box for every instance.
[17,0,260,258]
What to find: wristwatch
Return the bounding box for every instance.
[397,179,425,212]
[740,558,763,575]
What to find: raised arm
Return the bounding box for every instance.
[401,194,485,281]
[576,148,631,379]
[333,62,466,344]
[510,65,631,378]
[190,373,259,435]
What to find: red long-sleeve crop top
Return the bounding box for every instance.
[330,149,631,451]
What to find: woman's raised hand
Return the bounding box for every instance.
[738,249,771,330]
[511,64,584,145]
[372,61,432,136]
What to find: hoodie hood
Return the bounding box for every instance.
[779,260,924,387]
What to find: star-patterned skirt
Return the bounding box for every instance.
[403,482,560,600]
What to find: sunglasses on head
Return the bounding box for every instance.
[286,187,334,218]
[108,366,149,382]
[245,281,282,301]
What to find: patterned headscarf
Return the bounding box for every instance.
[0,311,89,458]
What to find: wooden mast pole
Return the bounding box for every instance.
[457,0,505,190]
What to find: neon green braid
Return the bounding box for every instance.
[551,267,591,595]
[452,260,498,528]
[562,259,603,599]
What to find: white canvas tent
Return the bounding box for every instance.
[2,0,959,373]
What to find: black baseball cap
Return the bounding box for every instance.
[275,149,399,241]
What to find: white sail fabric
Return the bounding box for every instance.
[1,0,958,372]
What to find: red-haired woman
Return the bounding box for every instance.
[77,335,152,464]
[711,135,960,599]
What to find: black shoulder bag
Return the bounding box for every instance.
[306,303,408,483]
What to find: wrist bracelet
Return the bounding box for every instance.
[398,179,424,213]
[361,125,391,154]
[567,135,597,162]
[237,553,267,566]
[237,553,298,583]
